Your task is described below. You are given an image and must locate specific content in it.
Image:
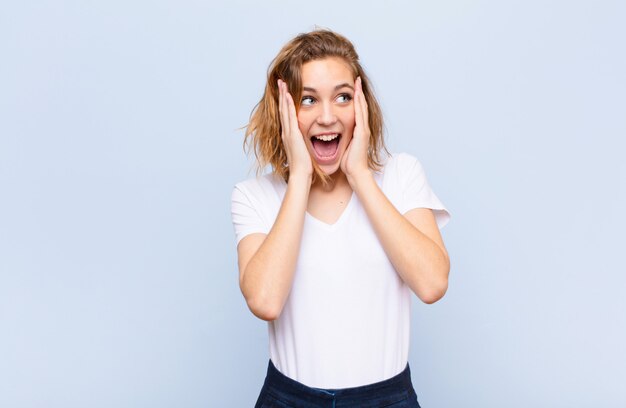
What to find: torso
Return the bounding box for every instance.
[232,152,449,388]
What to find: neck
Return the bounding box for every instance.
[311,170,350,193]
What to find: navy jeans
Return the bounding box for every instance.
[254,359,422,408]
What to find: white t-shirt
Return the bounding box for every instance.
[231,152,451,389]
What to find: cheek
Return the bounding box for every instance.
[296,113,312,135]
[342,111,356,130]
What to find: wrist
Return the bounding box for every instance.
[347,169,374,190]
[288,170,313,185]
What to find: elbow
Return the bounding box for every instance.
[240,270,283,321]
[420,282,448,304]
[419,272,449,304]
[244,293,283,321]
[420,254,450,304]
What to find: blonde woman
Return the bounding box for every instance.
[231,29,451,407]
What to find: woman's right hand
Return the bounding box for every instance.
[236,80,312,321]
[278,79,313,180]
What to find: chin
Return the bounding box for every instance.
[318,164,341,176]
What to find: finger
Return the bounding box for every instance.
[358,77,369,131]
[286,91,299,138]
[283,82,293,139]
[354,77,364,132]
[277,80,283,130]
[342,137,353,168]
[279,80,290,139]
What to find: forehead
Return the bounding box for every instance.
[301,57,354,87]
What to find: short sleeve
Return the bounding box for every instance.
[231,184,270,246]
[398,153,451,229]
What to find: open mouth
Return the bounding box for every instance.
[310,133,342,160]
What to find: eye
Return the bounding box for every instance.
[337,93,353,103]
[301,96,315,106]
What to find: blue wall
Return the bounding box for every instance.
[1,1,624,406]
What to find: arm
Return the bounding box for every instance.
[237,173,311,321]
[341,77,449,303]
[350,172,450,303]
[237,79,313,321]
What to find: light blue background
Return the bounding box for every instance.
[1,1,624,407]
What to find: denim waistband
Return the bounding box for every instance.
[261,359,416,407]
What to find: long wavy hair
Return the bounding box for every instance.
[243,28,389,187]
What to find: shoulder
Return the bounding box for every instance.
[382,152,424,176]
[234,173,283,196]
[388,152,421,166]
[232,173,286,210]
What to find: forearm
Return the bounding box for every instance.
[350,172,449,303]
[241,173,311,320]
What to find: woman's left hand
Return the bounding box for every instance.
[341,76,372,184]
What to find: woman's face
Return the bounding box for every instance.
[297,57,356,176]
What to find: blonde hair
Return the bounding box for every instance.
[243,28,389,187]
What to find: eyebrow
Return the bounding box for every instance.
[302,83,355,93]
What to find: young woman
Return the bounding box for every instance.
[231,29,451,408]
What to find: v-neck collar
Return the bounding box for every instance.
[305,190,356,231]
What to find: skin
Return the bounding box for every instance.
[237,57,450,321]
[297,57,357,223]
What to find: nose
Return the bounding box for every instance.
[315,102,337,126]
